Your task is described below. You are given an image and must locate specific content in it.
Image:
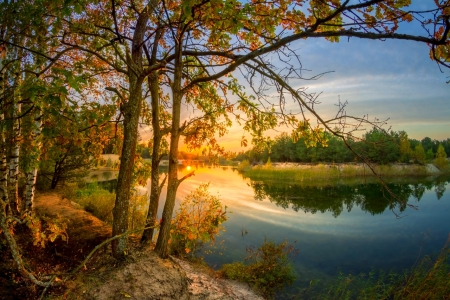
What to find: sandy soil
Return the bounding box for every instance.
[30,192,261,300]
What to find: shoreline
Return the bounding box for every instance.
[238,162,445,181]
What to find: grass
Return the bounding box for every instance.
[62,182,148,231]
[238,161,433,183]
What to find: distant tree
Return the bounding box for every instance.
[442,138,450,157]
[399,131,412,163]
[421,137,439,154]
[426,149,435,161]
[435,144,448,170]
[413,144,426,165]
[359,128,400,164]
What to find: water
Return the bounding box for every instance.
[103,166,450,295]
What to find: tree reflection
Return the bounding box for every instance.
[248,176,450,217]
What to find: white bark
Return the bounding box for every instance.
[24,112,42,212]
[7,75,21,213]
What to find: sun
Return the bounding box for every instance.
[186,166,191,171]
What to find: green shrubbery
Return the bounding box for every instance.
[220,239,297,299]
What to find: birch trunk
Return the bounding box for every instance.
[23,112,42,213]
[7,73,21,215]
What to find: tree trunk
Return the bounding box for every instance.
[0,107,7,205]
[141,72,163,246]
[24,112,42,213]
[111,7,149,259]
[7,73,21,215]
[0,46,7,205]
[154,40,183,258]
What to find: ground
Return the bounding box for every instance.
[0,192,262,300]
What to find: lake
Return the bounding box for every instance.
[104,166,450,296]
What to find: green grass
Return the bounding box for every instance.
[62,182,148,230]
[239,162,432,183]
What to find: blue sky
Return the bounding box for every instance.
[208,36,450,151]
[290,36,450,141]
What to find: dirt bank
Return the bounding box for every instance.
[8,192,261,299]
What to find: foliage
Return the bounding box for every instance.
[240,130,450,166]
[221,238,298,299]
[170,183,227,257]
[265,157,272,168]
[237,159,252,172]
[435,144,448,170]
[413,144,427,165]
[399,131,412,163]
[24,214,68,248]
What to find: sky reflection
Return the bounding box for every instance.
[145,167,450,291]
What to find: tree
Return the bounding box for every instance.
[4,0,449,261]
[435,144,448,170]
[426,149,435,161]
[399,131,412,163]
[358,128,400,164]
[413,144,426,165]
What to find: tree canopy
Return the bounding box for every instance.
[1,0,450,288]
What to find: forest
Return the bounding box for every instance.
[1,0,450,298]
[233,129,450,165]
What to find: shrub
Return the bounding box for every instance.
[434,144,448,170]
[105,157,113,168]
[237,159,251,172]
[170,183,227,257]
[221,238,298,299]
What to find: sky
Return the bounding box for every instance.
[192,37,450,152]
[140,2,450,153]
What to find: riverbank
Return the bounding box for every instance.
[238,162,445,182]
[1,192,261,299]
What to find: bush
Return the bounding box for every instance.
[221,238,298,299]
[170,183,227,257]
[106,157,113,168]
[237,159,251,172]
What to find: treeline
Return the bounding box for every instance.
[233,128,450,165]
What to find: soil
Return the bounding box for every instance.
[0,192,262,300]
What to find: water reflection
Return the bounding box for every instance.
[247,176,449,217]
[93,168,450,295]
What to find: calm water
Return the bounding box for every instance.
[104,167,450,294]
